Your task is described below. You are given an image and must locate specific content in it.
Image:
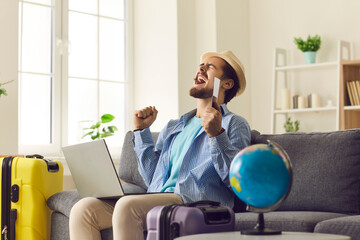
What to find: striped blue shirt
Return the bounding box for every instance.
[161,116,203,192]
[133,104,251,208]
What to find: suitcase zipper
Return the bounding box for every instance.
[159,205,172,240]
[1,157,14,240]
[159,204,178,240]
[1,226,7,240]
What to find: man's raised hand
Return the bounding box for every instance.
[134,106,158,130]
[201,101,224,138]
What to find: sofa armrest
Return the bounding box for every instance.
[47,183,147,217]
[47,189,81,217]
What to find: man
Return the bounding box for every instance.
[69,50,251,240]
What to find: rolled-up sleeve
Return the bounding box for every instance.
[132,128,160,187]
[209,118,251,187]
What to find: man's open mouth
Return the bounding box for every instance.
[195,74,207,85]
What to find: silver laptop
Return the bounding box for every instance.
[62,139,125,199]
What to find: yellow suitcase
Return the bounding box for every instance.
[0,156,63,240]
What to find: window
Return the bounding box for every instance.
[18,0,54,147]
[18,0,129,155]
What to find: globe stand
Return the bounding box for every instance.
[241,213,281,235]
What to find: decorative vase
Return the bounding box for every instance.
[304,51,316,64]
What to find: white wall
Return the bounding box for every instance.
[215,0,251,125]
[177,0,197,116]
[132,0,179,132]
[0,0,19,155]
[177,0,217,116]
[249,0,360,133]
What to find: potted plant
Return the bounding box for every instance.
[82,113,118,140]
[294,34,321,64]
[0,80,14,98]
[284,117,300,132]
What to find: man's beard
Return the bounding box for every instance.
[189,87,212,99]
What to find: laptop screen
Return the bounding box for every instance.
[62,139,124,198]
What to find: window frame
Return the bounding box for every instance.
[18,0,132,157]
[18,0,59,155]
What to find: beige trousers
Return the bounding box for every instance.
[69,193,183,240]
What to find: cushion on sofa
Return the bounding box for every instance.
[118,131,159,190]
[314,215,360,240]
[235,211,348,233]
[250,129,360,214]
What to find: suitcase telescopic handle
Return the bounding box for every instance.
[25,154,44,159]
[185,200,220,207]
[25,154,59,173]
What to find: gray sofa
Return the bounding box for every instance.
[47,129,360,240]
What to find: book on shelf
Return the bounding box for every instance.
[352,80,360,105]
[356,80,360,104]
[346,80,360,106]
[346,81,355,106]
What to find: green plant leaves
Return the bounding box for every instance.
[82,131,94,138]
[90,122,101,129]
[0,88,8,97]
[103,126,118,133]
[294,34,321,52]
[82,114,118,140]
[0,80,14,98]
[284,117,300,132]
[101,114,115,123]
[91,132,100,140]
[107,126,118,133]
[100,132,113,138]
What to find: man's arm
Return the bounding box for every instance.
[201,102,251,187]
[132,106,160,187]
[209,120,251,187]
[133,129,161,187]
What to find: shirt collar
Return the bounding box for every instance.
[220,104,229,115]
[180,104,229,125]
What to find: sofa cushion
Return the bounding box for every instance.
[118,131,159,190]
[314,215,360,240]
[250,129,360,214]
[235,211,348,233]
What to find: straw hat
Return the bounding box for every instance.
[201,50,246,96]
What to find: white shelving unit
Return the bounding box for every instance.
[273,107,337,114]
[275,61,338,71]
[271,41,351,133]
[339,60,360,129]
[344,105,360,110]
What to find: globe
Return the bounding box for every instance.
[230,140,292,211]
